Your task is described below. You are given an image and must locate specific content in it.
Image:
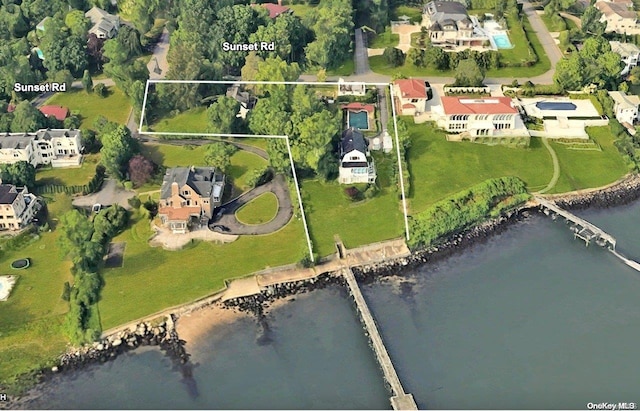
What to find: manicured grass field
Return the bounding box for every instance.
[236,192,278,225]
[152,107,208,134]
[0,194,74,388]
[327,58,355,76]
[98,211,306,329]
[392,5,423,23]
[45,88,131,130]
[404,121,553,213]
[370,13,550,78]
[548,127,629,193]
[35,154,100,187]
[302,177,403,257]
[369,27,399,48]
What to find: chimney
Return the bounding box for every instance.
[171,182,179,198]
[278,0,282,5]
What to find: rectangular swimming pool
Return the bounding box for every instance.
[348,110,369,130]
[492,34,513,49]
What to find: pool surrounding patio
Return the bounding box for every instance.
[348,110,370,130]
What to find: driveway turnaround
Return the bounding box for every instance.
[216,174,294,235]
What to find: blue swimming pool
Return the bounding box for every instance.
[348,111,369,130]
[492,34,513,49]
[536,102,577,111]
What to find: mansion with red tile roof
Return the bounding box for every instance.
[432,97,529,137]
[392,79,431,116]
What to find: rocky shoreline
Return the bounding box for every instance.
[3,316,190,410]
[4,173,639,408]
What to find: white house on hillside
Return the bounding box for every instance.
[0,184,38,231]
[338,128,376,184]
[609,90,640,126]
[609,41,640,75]
[393,79,430,116]
[432,96,529,137]
[0,129,83,167]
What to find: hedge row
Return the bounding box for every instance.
[408,176,531,249]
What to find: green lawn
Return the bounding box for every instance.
[99,211,306,329]
[302,177,403,257]
[327,58,355,76]
[152,107,208,134]
[548,127,629,193]
[236,192,278,225]
[370,13,551,78]
[369,27,399,48]
[392,5,423,23]
[0,194,74,388]
[45,88,131,130]
[405,120,553,213]
[539,13,578,32]
[35,154,100,187]
[287,3,316,19]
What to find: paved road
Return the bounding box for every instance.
[216,174,293,235]
[147,27,170,80]
[354,28,370,75]
[72,178,136,210]
[520,0,563,80]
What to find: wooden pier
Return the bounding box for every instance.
[535,197,617,248]
[342,267,418,410]
[536,196,640,273]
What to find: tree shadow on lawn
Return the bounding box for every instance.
[35,176,66,187]
[106,247,168,277]
[140,144,166,167]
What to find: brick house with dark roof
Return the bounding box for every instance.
[158,166,225,234]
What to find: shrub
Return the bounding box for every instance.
[128,196,142,209]
[93,83,106,97]
[344,186,362,201]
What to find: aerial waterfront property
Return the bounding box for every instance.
[3,0,640,407]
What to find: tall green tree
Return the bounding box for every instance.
[82,69,93,92]
[10,101,47,132]
[581,6,606,36]
[57,209,102,270]
[454,58,485,87]
[207,96,240,134]
[204,142,237,173]
[100,125,136,179]
[0,161,36,189]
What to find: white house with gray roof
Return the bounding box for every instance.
[609,41,640,75]
[422,1,490,49]
[0,129,83,167]
[158,166,225,233]
[85,6,120,39]
[338,128,376,184]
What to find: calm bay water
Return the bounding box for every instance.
[28,202,640,409]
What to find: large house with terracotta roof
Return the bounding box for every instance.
[158,166,225,234]
[432,96,529,137]
[393,79,431,116]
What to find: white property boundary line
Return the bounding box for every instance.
[139,79,411,258]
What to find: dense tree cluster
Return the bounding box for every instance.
[0,161,36,189]
[59,206,129,344]
[553,37,622,91]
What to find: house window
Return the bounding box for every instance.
[13,153,19,157]
[350,155,359,161]
[182,190,189,196]
[410,98,419,103]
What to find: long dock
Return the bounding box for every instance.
[342,267,418,410]
[535,196,640,273]
[535,196,617,248]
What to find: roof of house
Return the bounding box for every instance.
[441,96,517,115]
[423,1,469,24]
[85,6,119,35]
[0,129,80,150]
[609,90,640,109]
[341,128,368,156]
[394,79,428,99]
[341,102,375,113]
[158,205,201,221]
[226,85,257,108]
[0,185,19,205]
[36,16,50,30]
[596,1,637,19]
[255,3,291,18]
[39,105,69,121]
[609,41,640,57]
[160,166,222,200]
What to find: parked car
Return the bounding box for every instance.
[212,225,230,233]
[213,207,226,221]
